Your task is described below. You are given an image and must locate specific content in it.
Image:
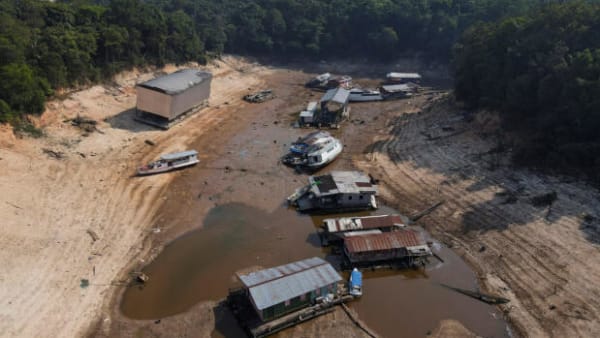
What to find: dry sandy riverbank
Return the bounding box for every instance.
[2,55,598,338]
[355,95,600,337]
[0,57,273,337]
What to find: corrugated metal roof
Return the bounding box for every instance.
[160,150,198,161]
[344,230,424,253]
[320,88,350,104]
[325,214,404,233]
[238,257,342,310]
[137,69,212,95]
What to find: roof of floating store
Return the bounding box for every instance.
[320,88,350,105]
[237,257,342,310]
[344,230,425,253]
[137,69,212,95]
[386,72,421,79]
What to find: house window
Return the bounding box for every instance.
[300,293,307,301]
[285,299,291,307]
[316,288,321,295]
[359,195,363,199]
[348,196,353,200]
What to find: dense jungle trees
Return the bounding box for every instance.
[2,0,599,177]
[453,1,600,177]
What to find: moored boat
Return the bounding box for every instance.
[137,150,199,176]
[348,88,383,102]
[282,131,343,168]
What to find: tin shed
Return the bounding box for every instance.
[237,257,342,321]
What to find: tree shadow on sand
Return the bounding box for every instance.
[104,108,160,133]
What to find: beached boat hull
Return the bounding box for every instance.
[137,159,199,176]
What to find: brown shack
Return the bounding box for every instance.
[343,229,431,265]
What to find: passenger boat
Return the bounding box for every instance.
[282,131,343,168]
[348,88,383,102]
[137,150,199,176]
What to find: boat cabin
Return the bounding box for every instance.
[343,229,432,265]
[289,171,378,212]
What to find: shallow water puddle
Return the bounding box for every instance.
[120,203,510,337]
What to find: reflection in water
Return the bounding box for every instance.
[120,203,510,338]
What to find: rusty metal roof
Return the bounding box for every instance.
[324,214,405,233]
[238,257,342,310]
[344,230,424,253]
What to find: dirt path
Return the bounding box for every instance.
[355,94,600,337]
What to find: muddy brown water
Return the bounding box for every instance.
[120,203,511,338]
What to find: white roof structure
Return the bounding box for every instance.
[309,171,377,196]
[386,72,421,80]
[238,257,341,310]
[137,69,212,95]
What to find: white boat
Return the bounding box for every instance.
[349,88,383,102]
[282,131,343,168]
[137,150,199,176]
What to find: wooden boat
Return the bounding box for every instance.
[137,150,199,176]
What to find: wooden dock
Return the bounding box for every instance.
[250,295,355,338]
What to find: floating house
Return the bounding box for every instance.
[135,69,212,129]
[319,214,406,245]
[343,230,432,266]
[380,83,418,99]
[318,88,350,127]
[385,72,422,84]
[236,257,342,322]
[288,171,378,213]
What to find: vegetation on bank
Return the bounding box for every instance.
[1,0,553,123]
[2,0,599,177]
[453,1,600,178]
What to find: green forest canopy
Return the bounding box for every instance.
[0,0,559,121]
[453,1,600,177]
[1,0,600,176]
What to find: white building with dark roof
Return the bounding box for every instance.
[135,69,211,128]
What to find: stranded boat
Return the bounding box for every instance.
[288,171,378,213]
[282,131,343,168]
[137,150,199,176]
[348,88,383,102]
